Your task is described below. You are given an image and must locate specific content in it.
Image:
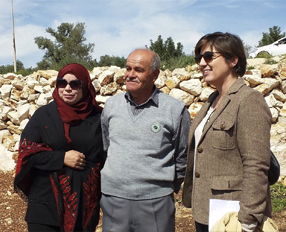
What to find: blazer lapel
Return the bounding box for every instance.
[202,95,230,132]
[188,91,218,145]
[199,78,246,144]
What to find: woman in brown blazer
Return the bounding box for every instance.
[182,32,272,232]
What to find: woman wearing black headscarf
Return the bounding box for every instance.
[14,63,106,231]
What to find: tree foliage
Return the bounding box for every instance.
[0,60,34,75]
[148,35,184,61]
[98,55,126,68]
[34,22,96,70]
[258,26,286,47]
[147,35,194,70]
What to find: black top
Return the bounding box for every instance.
[14,101,106,231]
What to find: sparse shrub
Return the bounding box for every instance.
[247,66,255,70]
[264,59,278,65]
[256,51,273,59]
[270,182,286,212]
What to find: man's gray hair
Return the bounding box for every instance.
[128,48,161,72]
[150,52,161,72]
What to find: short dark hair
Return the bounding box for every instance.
[195,32,246,77]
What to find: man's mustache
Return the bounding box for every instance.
[125,77,140,83]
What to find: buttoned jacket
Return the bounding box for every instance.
[182,78,272,225]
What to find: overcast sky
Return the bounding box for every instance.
[1,0,286,68]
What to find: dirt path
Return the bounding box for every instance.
[1,170,285,231]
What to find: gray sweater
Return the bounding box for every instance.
[101,90,190,200]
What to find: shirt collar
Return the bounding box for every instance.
[124,86,159,107]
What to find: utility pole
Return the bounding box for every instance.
[11,0,17,73]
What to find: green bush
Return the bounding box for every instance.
[247,66,255,70]
[161,55,195,71]
[270,182,286,212]
[264,59,278,65]
[256,51,273,59]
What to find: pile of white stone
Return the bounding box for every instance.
[0,57,286,177]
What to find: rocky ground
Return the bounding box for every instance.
[1,170,286,232]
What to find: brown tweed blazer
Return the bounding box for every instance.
[182,78,272,225]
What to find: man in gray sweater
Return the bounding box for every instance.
[100,48,191,232]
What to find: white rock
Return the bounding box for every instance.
[29,105,39,117]
[26,76,39,88]
[36,93,48,106]
[155,75,166,89]
[169,88,194,106]
[269,107,279,122]
[17,103,30,122]
[180,79,202,96]
[39,77,50,86]
[165,76,180,89]
[200,87,215,101]
[98,70,114,86]
[34,85,44,93]
[254,78,280,95]
[3,73,17,80]
[0,122,7,130]
[28,93,40,102]
[243,74,263,86]
[192,73,203,79]
[172,68,191,80]
[265,93,283,108]
[19,118,29,130]
[100,83,118,96]
[0,130,11,143]
[7,111,20,125]
[0,106,13,121]
[90,67,105,80]
[96,95,111,104]
[108,66,121,73]
[43,85,52,93]
[281,80,286,94]
[92,79,101,92]
[0,85,13,99]
[114,70,126,84]
[0,144,16,171]
[12,78,26,90]
[188,102,204,120]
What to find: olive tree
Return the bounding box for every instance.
[34,22,96,70]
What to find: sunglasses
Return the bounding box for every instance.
[56,78,83,90]
[195,51,221,64]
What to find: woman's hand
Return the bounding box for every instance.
[64,150,86,170]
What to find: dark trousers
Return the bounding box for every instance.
[28,223,83,232]
[195,221,209,232]
[28,223,60,232]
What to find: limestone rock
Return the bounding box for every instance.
[259,64,278,77]
[188,102,204,120]
[200,87,215,101]
[254,78,280,95]
[0,144,15,171]
[169,88,194,106]
[0,85,13,99]
[98,70,114,86]
[165,76,180,89]
[180,79,202,96]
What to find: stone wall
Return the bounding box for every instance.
[0,57,286,178]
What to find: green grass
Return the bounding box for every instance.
[270,182,286,212]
